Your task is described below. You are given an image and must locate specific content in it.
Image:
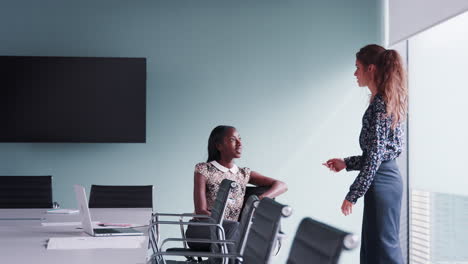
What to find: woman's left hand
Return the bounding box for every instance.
[341,199,353,216]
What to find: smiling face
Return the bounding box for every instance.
[217,128,242,160]
[354,60,374,87]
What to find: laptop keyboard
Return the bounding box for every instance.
[94,228,127,234]
[93,227,143,236]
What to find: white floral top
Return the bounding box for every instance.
[195,161,251,221]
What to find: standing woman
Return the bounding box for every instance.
[186,125,287,253]
[323,44,407,264]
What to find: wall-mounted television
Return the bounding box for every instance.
[0,56,146,143]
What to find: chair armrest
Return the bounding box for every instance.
[150,221,225,239]
[160,239,237,258]
[152,250,242,259]
[151,220,219,226]
[149,221,227,247]
[161,238,236,249]
[152,212,212,219]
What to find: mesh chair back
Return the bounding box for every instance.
[0,176,53,208]
[237,195,260,255]
[245,186,270,199]
[209,179,237,253]
[163,179,236,259]
[239,186,269,219]
[88,185,153,208]
[210,179,237,225]
[242,198,292,264]
[286,217,353,264]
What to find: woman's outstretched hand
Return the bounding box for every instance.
[323,159,351,215]
[341,199,353,216]
[322,158,346,172]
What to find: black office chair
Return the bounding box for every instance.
[240,185,286,257]
[241,197,292,264]
[0,176,53,208]
[152,195,260,264]
[88,185,153,208]
[150,179,237,263]
[235,195,260,255]
[151,197,292,264]
[286,217,359,264]
[239,186,269,219]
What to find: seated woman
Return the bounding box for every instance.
[186,125,288,253]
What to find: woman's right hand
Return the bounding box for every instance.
[322,158,346,172]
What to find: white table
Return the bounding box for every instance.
[0,208,152,264]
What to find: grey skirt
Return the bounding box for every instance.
[360,159,404,264]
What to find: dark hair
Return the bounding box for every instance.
[356,44,407,129]
[207,125,235,162]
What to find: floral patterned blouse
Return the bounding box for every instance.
[195,161,251,221]
[344,94,404,204]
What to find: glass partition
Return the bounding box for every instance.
[408,10,468,264]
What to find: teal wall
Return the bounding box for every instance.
[0,0,382,262]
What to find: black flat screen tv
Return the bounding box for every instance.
[0,56,146,143]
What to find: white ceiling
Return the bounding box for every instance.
[387,0,468,46]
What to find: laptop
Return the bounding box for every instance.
[74,184,144,237]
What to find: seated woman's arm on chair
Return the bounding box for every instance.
[249,171,288,199]
[194,171,211,216]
